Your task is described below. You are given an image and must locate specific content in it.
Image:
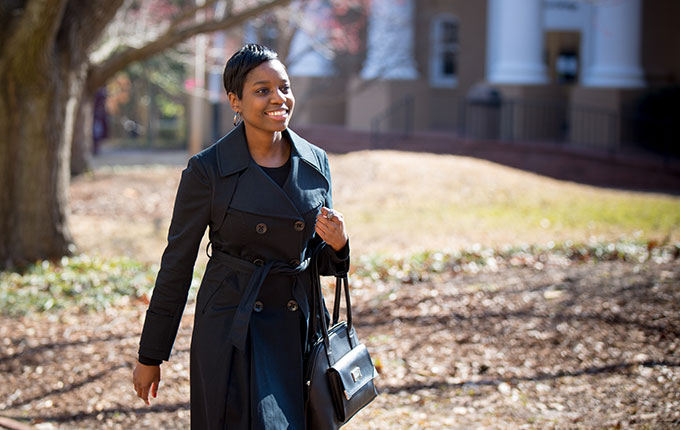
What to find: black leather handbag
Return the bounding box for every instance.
[305,249,379,429]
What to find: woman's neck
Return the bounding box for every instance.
[244,126,290,168]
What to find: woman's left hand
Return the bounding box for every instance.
[315,207,348,252]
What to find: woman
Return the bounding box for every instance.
[132,44,350,429]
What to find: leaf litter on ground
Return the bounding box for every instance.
[2,151,679,428]
[1,242,679,429]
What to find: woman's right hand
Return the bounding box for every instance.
[132,361,161,405]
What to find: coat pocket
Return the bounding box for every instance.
[198,268,239,314]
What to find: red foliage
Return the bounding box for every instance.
[327,0,369,54]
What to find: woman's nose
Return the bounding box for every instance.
[271,89,286,103]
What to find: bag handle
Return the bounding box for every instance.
[310,243,331,362]
[311,242,355,366]
[332,276,341,325]
[309,243,324,341]
[332,276,353,336]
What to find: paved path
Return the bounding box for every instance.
[92,147,189,168]
[93,127,680,193]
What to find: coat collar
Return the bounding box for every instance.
[216,122,322,177]
[216,122,329,219]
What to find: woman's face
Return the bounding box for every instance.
[230,59,295,133]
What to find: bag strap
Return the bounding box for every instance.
[332,276,353,334]
[310,243,330,361]
[311,242,355,366]
[332,276,342,325]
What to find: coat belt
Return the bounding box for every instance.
[210,248,312,352]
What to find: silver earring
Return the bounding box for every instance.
[233,112,242,126]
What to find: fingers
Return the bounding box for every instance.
[134,380,158,405]
[140,386,150,405]
[315,217,336,233]
[132,374,148,405]
[319,206,332,219]
[316,207,345,226]
[132,362,160,406]
[316,207,347,251]
[134,379,154,405]
[315,214,341,239]
[314,222,329,239]
[319,206,343,223]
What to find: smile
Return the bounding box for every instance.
[265,110,288,118]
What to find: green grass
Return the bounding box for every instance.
[332,151,680,254]
[466,193,680,232]
[4,239,676,316]
[344,182,680,254]
[352,239,679,285]
[0,255,204,316]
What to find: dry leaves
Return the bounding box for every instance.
[1,260,678,429]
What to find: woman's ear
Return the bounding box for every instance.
[227,92,240,113]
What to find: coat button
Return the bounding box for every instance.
[254,300,264,312]
[286,300,299,312]
[294,220,305,231]
[253,258,264,266]
[256,223,268,234]
[289,258,300,267]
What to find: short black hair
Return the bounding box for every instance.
[223,44,279,99]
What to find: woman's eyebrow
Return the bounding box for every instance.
[251,79,289,86]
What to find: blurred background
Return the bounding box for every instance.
[98,0,680,160]
[1,0,679,429]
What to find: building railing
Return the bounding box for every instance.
[366,93,678,159]
[461,97,678,157]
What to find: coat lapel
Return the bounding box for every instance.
[216,122,250,177]
[284,128,329,214]
[215,124,329,219]
[230,164,301,218]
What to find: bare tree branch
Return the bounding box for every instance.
[56,0,126,66]
[87,0,292,91]
[65,0,127,55]
[167,0,221,33]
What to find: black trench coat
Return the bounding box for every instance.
[138,122,349,429]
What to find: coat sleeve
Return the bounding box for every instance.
[138,156,211,361]
[315,151,350,277]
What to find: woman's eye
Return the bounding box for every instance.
[256,88,269,95]
[280,85,290,94]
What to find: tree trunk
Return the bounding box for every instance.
[1,0,290,268]
[0,48,84,269]
[70,91,94,176]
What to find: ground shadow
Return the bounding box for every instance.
[4,401,190,424]
[0,333,135,365]
[4,364,127,409]
[379,359,680,394]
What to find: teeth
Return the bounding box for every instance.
[266,110,286,116]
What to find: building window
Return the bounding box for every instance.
[430,15,459,88]
[556,51,578,84]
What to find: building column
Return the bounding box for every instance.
[486,0,548,84]
[360,0,417,80]
[583,0,643,88]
